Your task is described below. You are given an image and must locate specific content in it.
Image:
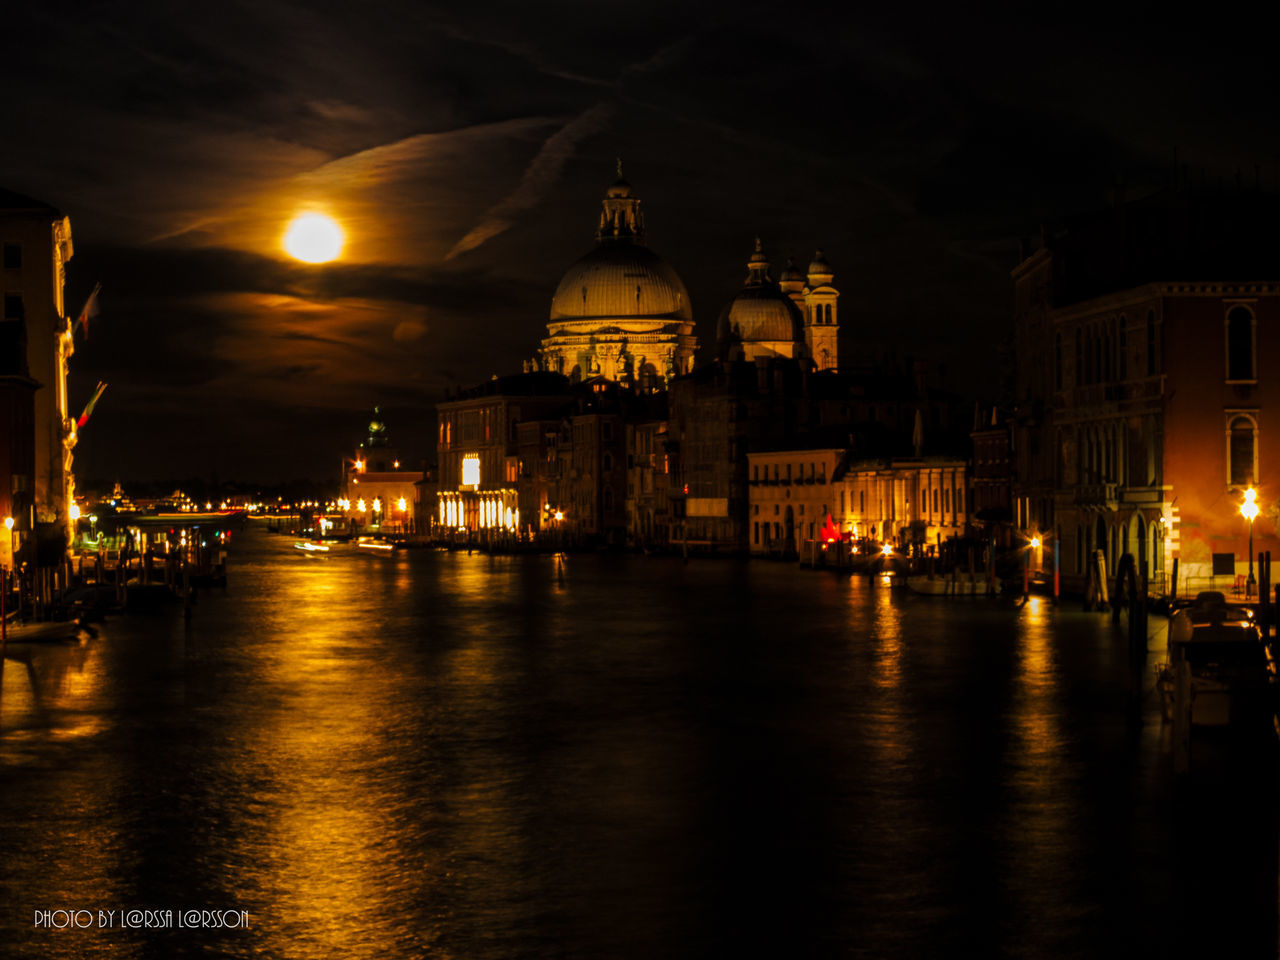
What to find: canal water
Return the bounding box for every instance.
[1,529,1277,958]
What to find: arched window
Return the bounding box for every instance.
[1229,415,1256,486]
[1055,332,1063,390]
[603,453,612,472]
[1075,328,1082,386]
[604,488,614,511]
[1227,307,1254,381]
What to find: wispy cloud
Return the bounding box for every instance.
[446,103,615,259]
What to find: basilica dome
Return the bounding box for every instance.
[537,168,698,384]
[550,243,693,323]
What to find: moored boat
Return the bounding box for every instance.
[1158,592,1278,730]
[904,574,1000,596]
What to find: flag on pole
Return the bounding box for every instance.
[75,282,101,339]
[76,381,108,429]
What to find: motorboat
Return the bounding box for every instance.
[1158,592,1278,729]
[904,573,1000,596]
[293,540,330,553]
[356,536,395,553]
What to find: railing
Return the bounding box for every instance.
[1074,482,1118,506]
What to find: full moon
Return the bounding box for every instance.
[283,213,344,263]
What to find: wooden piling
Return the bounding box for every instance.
[1173,657,1192,774]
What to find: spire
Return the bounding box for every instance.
[745,237,771,285]
[597,166,645,244]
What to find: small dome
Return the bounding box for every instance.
[606,177,634,199]
[718,286,804,344]
[807,249,834,283]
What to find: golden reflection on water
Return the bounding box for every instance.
[1,637,108,750]
[223,556,421,957]
[1006,595,1073,933]
[869,583,905,692]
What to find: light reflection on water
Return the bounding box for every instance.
[1,531,1277,958]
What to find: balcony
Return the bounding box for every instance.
[1074,482,1119,508]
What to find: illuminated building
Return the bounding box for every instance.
[747,448,843,556]
[747,448,969,557]
[533,170,697,385]
[0,189,75,563]
[437,373,571,536]
[718,240,839,370]
[834,457,969,552]
[341,408,423,533]
[1013,185,1280,592]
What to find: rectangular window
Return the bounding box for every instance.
[2,244,19,269]
[754,522,759,545]
[3,293,23,320]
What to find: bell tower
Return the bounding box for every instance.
[803,250,839,371]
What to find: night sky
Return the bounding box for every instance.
[3,4,1279,483]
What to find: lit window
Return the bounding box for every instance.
[462,456,480,487]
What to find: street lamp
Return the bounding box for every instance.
[1241,487,1259,597]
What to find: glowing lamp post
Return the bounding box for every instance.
[1241,487,1259,597]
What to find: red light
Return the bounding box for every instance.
[683,484,689,494]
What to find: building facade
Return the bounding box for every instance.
[0,189,75,562]
[1013,188,1280,593]
[746,448,843,556]
[437,373,572,536]
[340,409,424,532]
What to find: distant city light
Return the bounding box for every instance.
[880,543,893,556]
[397,497,407,512]
[1030,536,1041,548]
[69,504,81,521]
